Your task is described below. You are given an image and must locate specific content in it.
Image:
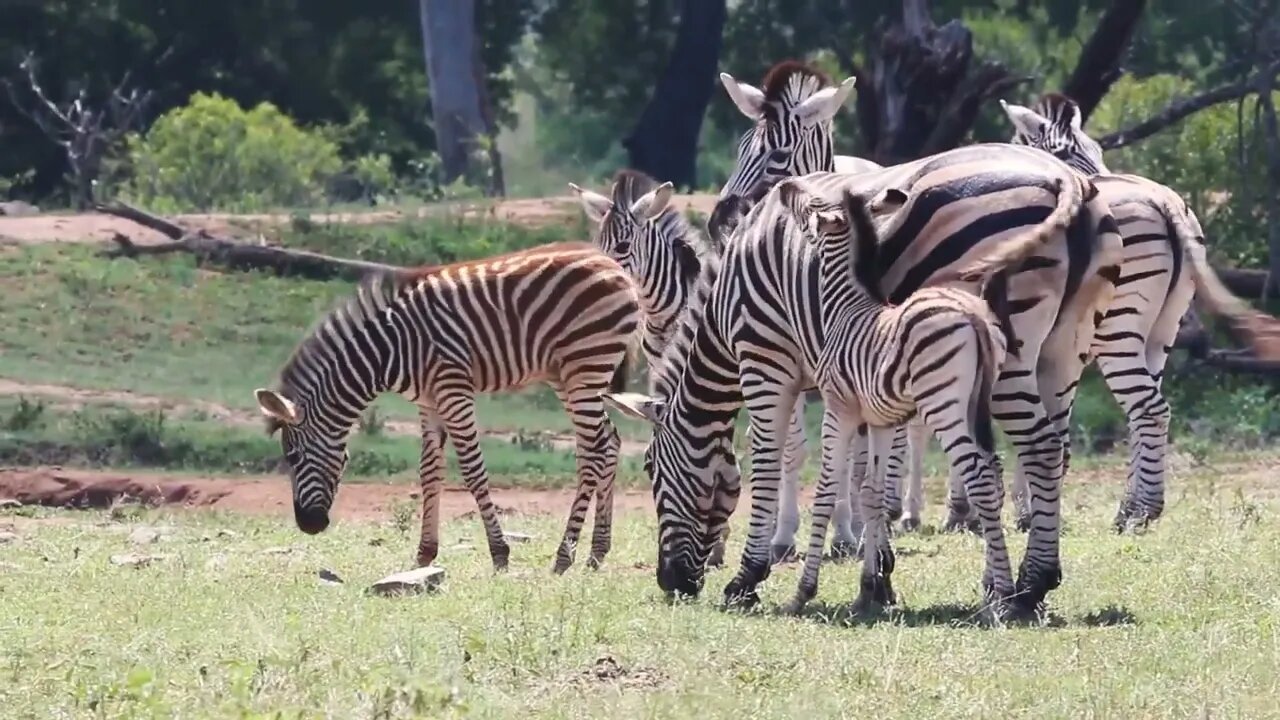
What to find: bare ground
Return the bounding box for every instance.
[0,193,720,246]
[0,377,648,456]
[0,466,656,522]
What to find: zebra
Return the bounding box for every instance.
[253,243,641,574]
[605,143,1123,615]
[715,59,951,559]
[1001,92,1280,531]
[775,179,1017,618]
[569,169,740,566]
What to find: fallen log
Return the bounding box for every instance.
[95,201,399,281]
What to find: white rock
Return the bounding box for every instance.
[504,532,533,543]
[369,566,445,597]
[0,531,18,544]
[128,527,161,545]
[261,546,293,556]
[0,499,21,510]
[110,553,167,568]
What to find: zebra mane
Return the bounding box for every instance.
[273,269,411,407]
[651,237,725,400]
[609,168,658,208]
[1033,92,1082,130]
[760,60,830,105]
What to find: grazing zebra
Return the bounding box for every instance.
[254,244,641,573]
[775,179,1016,618]
[606,143,1123,615]
[570,169,740,566]
[1001,92,1280,530]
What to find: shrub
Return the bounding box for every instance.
[123,92,343,212]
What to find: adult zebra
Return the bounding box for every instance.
[1001,93,1280,531]
[605,144,1123,614]
[776,179,1015,618]
[570,169,742,565]
[254,244,641,574]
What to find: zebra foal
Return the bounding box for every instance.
[776,180,1015,617]
[254,243,641,573]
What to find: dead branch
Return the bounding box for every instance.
[1062,0,1147,122]
[96,202,399,282]
[1098,59,1280,149]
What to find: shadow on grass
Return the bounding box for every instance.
[708,599,1141,630]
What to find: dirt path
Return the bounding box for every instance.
[0,377,648,456]
[0,193,720,246]
[0,467,655,522]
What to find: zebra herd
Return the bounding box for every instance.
[256,60,1280,619]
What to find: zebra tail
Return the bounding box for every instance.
[1176,208,1280,361]
[966,311,1003,456]
[954,175,1083,288]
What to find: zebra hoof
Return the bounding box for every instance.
[899,517,922,534]
[1014,514,1032,533]
[770,543,799,565]
[828,540,861,562]
[551,555,572,575]
[585,554,606,571]
[722,586,761,611]
[887,506,904,523]
[942,515,969,534]
[965,518,983,536]
[851,573,896,616]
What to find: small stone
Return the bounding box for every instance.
[368,566,445,597]
[128,527,161,545]
[110,553,167,568]
[318,568,344,585]
[261,546,293,556]
[503,532,533,543]
[216,529,238,538]
[0,531,18,544]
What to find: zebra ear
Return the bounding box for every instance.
[999,100,1049,138]
[602,392,666,424]
[569,183,614,224]
[255,389,300,426]
[794,76,856,126]
[630,182,675,220]
[719,72,766,120]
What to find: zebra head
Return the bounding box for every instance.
[255,389,351,535]
[603,390,727,598]
[570,170,675,277]
[709,61,856,243]
[1001,94,1109,175]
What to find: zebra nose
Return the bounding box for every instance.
[294,501,330,534]
[658,557,703,599]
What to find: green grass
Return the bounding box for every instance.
[3,463,1280,718]
[0,398,646,488]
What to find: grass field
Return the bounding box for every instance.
[4,460,1280,719]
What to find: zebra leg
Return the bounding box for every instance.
[830,425,866,559]
[552,382,617,573]
[942,459,980,535]
[901,419,928,532]
[414,411,447,567]
[851,425,897,616]
[770,400,807,564]
[924,401,1014,621]
[783,401,856,615]
[437,387,511,572]
[706,452,743,568]
[722,372,796,608]
[883,424,907,524]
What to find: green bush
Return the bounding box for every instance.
[123,92,344,212]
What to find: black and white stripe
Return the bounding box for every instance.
[1003,92,1280,531]
[775,180,1013,617]
[255,244,641,573]
[607,143,1123,615]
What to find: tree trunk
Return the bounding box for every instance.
[1257,18,1280,299]
[418,0,504,196]
[854,1,1026,164]
[1062,0,1146,123]
[622,0,727,188]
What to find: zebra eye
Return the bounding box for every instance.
[769,149,791,163]
[614,241,632,255]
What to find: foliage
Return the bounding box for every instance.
[1089,75,1280,267]
[6,480,1280,716]
[122,92,343,212]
